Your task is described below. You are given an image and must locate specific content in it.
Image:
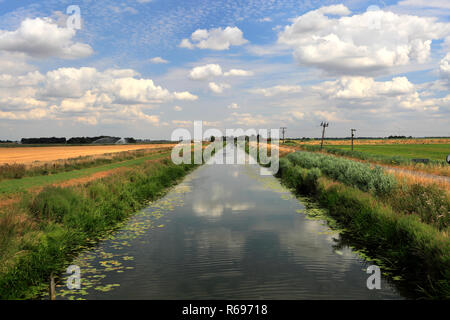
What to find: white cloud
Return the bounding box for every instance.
[249,85,301,97]
[315,4,351,16]
[75,116,98,125]
[0,66,196,125]
[0,52,36,74]
[292,111,305,120]
[180,26,248,50]
[149,56,169,64]
[189,64,223,80]
[42,67,99,98]
[0,17,93,59]
[223,69,253,77]
[172,120,192,127]
[396,0,450,10]
[315,76,415,99]
[440,53,450,81]
[174,105,182,111]
[173,91,198,100]
[229,112,267,126]
[259,17,272,22]
[208,82,230,93]
[278,5,450,75]
[227,103,239,109]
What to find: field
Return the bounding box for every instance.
[296,138,450,146]
[0,144,176,165]
[0,143,206,299]
[325,144,449,162]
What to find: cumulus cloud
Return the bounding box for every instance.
[180,26,248,50]
[315,76,415,99]
[0,17,93,59]
[189,64,223,80]
[189,64,253,80]
[249,85,301,97]
[173,91,198,100]
[227,103,239,109]
[0,66,197,123]
[440,53,450,81]
[278,5,450,75]
[229,112,267,126]
[208,82,230,93]
[223,69,253,77]
[149,56,169,64]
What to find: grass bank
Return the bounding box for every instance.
[292,144,449,177]
[0,147,172,181]
[0,154,198,299]
[0,151,171,195]
[247,144,449,298]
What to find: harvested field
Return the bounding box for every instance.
[0,144,176,165]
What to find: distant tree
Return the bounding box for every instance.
[210,136,215,142]
[21,137,66,144]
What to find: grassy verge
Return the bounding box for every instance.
[247,144,449,298]
[0,151,171,195]
[324,144,449,161]
[0,147,172,181]
[292,144,449,176]
[0,154,198,299]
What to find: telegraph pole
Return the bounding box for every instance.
[351,129,356,151]
[280,127,287,143]
[320,122,329,150]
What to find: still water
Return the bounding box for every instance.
[57,144,402,299]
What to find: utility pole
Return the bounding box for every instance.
[351,129,356,151]
[320,122,329,150]
[280,127,287,143]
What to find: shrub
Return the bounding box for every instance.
[390,184,450,230]
[29,187,83,223]
[286,151,397,196]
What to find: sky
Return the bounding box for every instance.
[0,0,449,140]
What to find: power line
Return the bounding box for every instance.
[351,128,356,151]
[280,127,287,143]
[320,122,329,150]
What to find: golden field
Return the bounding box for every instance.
[0,144,176,165]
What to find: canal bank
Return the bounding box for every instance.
[54,144,402,299]
[0,154,199,299]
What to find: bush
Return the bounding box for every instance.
[29,187,83,223]
[286,151,397,196]
[0,163,26,179]
[390,184,450,230]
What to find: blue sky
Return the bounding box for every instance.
[0,0,449,139]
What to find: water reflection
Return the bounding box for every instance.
[57,144,402,300]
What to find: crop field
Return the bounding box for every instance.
[0,144,176,165]
[324,143,449,162]
[296,138,450,146]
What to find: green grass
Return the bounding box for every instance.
[245,143,450,298]
[0,151,171,195]
[327,144,449,161]
[276,157,450,299]
[0,155,197,299]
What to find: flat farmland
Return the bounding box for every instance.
[325,143,449,161]
[0,144,176,164]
